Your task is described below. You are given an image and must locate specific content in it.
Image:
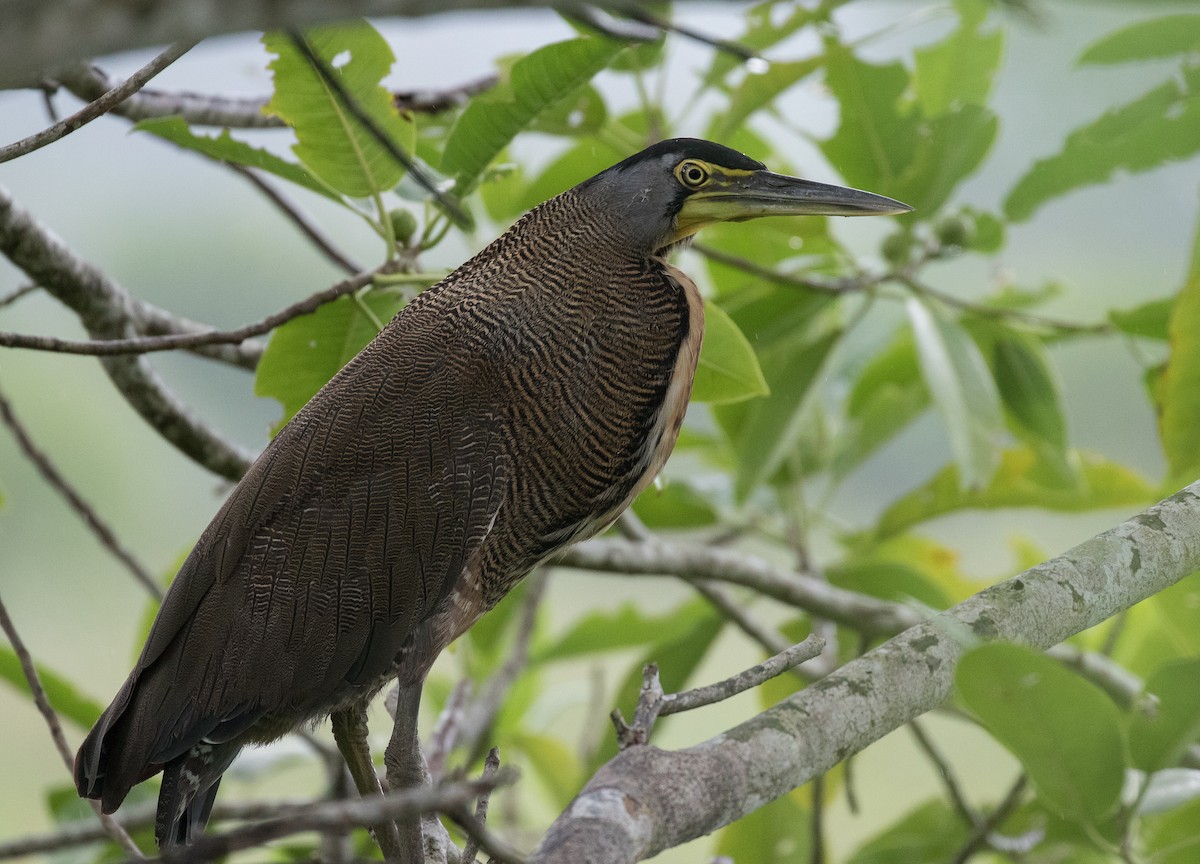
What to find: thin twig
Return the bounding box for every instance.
[227,166,363,274]
[619,5,760,62]
[427,679,474,782]
[285,30,468,227]
[461,748,501,864]
[0,43,194,164]
[950,775,1029,864]
[55,63,498,127]
[448,804,525,864]
[810,773,825,864]
[0,283,38,308]
[612,636,825,748]
[150,775,514,864]
[0,594,144,857]
[456,572,550,762]
[908,719,979,828]
[0,267,380,356]
[0,385,161,598]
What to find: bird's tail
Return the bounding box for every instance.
[155,741,242,847]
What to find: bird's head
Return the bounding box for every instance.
[581,138,912,255]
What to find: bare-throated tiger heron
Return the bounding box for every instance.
[74,138,910,853]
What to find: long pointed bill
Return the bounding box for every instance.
[672,170,912,243]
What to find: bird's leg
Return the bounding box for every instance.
[384,682,439,864]
[330,706,404,862]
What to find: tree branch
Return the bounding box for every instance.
[54,63,500,127]
[0,43,193,163]
[0,595,144,857]
[554,538,923,636]
[531,482,1200,864]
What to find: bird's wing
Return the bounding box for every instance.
[80,301,508,796]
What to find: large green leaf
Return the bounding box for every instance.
[631,481,718,529]
[912,0,1003,116]
[1079,14,1200,66]
[957,643,1127,824]
[714,791,809,863]
[1109,297,1174,340]
[1129,658,1200,772]
[876,447,1155,538]
[993,334,1067,448]
[819,45,918,197]
[254,292,404,431]
[1158,208,1200,483]
[441,37,625,196]
[692,300,770,405]
[0,648,103,729]
[846,800,968,864]
[1004,65,1200,222]
[832,328,929,477]
[263,22,414,198]
[716,325,842,501]
[134,117,343,204]
[893,104,998,215]
[907,298,1005,490]
[1144,794,1200,863]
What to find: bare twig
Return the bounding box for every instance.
[0,384,161,598]
[0,595,144,857]
[908,719,978,828]
[692,243,863,295]
[456,572,550,762]
[448,804,526,864]
[810,773,825,864]
[0,283,38,308]
[0,43,194,164]
[228,166,363,274]
[618,5,760,62]
[427,679,474,782]
[461,748,501,864]
[950,775,1029,864]
[555,537,923,636]
[286,30,469,227]
[612,636,825,749]
[151,775,514,864]
[0,267,379,356]
[55,63,499,127]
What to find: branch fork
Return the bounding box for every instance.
[611,635,826,750]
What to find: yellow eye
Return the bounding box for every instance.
[676,160,711,189]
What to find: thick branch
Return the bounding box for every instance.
[532,483,1200,863]
[55,64,500,128]
[555,538,922,636]
[0,184,256,478]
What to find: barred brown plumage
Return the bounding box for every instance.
[74,138,909,857]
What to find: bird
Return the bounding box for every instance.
[74,138,910,855]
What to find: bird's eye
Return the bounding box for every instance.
[676,160,711,189]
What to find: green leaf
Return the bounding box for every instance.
[263,22,414,198]
[1159,208,1200,483]
[846,800,968,864]
[699,3,819,91]
[255,292,403,431]
[508,731,582,807]
[1129,658,1200,772]
[715,792,809,863]
[820,45,918,197]
[957,642,1126,824]
[714,57,822,138]
[894,104,998,215]
[907,298,1004,490]
[993,334,1067,449]
[1004,66,1200,222]
[913,0,1003,116]
[631,481,718,529]
[134,117,344,204]
[441,37,625,196]
[832,329,929,477]
[1143,794,1200,864]
[1079,15,1200,66]
[527,83,608,136]
[876,447,1155,538]
[533,600,710,664]
[716,325,842,501]
[0,648,103,729]
[692,300,770,405]
[1110,297,1173,340]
